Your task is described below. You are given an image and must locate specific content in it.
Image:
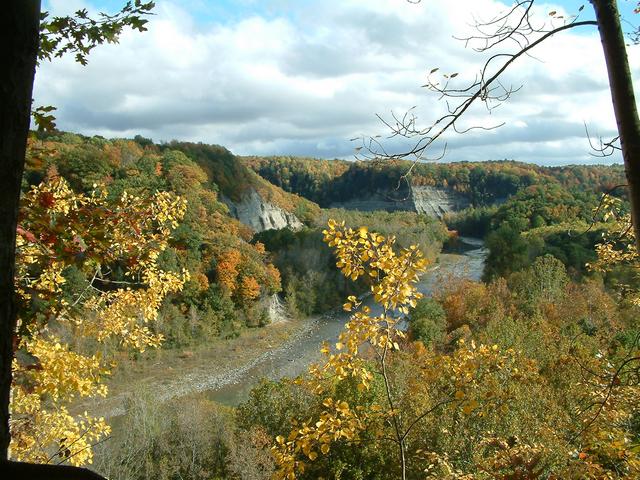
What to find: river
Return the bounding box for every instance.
[81,237,486,418]
[206,237,487,406]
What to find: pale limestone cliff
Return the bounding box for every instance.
[330,185,468,219]
[265,293,289,324]
[225,189,303,232]
[411,186,469,218]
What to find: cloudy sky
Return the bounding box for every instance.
[35,0,640,165]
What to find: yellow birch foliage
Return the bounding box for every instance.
[11,178,188,466]
[572,363,640,478]
[588,196,639,303]
[271,222,530,479]
[576,199,640,476]
[272,220,428,478]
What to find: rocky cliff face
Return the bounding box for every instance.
[330,185,468,219]
[411,186,469,218]
[265,293,289,324]
[225,189,303,232]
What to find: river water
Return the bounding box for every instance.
[206,237,487,406]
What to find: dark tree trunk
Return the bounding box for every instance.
[0,0,41,461]
[592,0,640,248]
[0,5,109,479]
[1,460,107,480]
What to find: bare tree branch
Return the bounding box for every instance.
[359,19,597,164]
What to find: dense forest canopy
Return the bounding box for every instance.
[246,156,626,207]
[3,0,640,477]
[6,129,639,479]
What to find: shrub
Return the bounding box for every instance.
[409,298,446,346]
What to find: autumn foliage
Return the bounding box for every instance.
[217,249,242,295]
[25,134,284,344]
[269,220,640,480]
[11,178,188,465]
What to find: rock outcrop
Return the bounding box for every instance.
[330,185,468,219]
[265,294,289,324]
[411,186,469,218]
[225,189,303,232]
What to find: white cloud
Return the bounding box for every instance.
[34,0,639,164]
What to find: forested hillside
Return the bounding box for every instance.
[247,156,627,281]
[13,133,640,479]
[24,133,298,344]
[22,133,448,344]
[30,136,626,344]
[245,157,625,208]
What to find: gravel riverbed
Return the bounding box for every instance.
[79,238,486,417]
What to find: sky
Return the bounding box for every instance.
[35,0,640,165]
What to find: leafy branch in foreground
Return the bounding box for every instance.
[2,0,157,471]
[10,177,188,466]
[38,1,155,66]
[272,220,426,479]
[270,219,640,479]
[271,222,540,479]
[33,1,155,132]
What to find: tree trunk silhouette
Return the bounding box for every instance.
[592,0,640,248]
[0,0,41,461]
[1,7,110,477]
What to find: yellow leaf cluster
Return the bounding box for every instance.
[272,220,429,479]
[588,196,639,279]
[272,398,366,480]
[11,178,188,466]
[12,387,110,467]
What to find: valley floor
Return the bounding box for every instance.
[74,316,314,418]
[76,246,485,419]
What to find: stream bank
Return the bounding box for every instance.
[206,237,486,405]
[79,238,486,417]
